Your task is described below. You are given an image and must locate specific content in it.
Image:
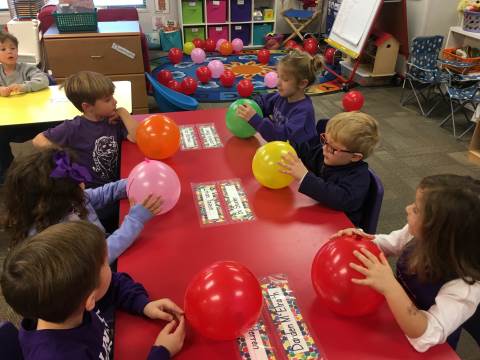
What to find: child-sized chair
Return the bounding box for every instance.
[359,169,384,234]
[281,0,323,46]
[0,322,22,360]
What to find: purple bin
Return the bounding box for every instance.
[231,24,250,46]
[230,0,252,22]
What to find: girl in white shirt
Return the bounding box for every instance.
[332,174,480,352]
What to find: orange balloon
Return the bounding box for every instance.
[136,115,180,159]
[219,41,233,56]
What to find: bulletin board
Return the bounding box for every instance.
[325,0,383,59]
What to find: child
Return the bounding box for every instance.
[2,148,161,264]
[278,112,379,226]
[236,49,323,144]
[1,221,186,359]
[0,31,50,183]
[332,174,480,352]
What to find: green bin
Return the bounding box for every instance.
[182,0,204,24]
[184,26,206,42]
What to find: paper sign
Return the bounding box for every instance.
[219,180,254,222]
[180,125,200,150]
[192,183,225,225]
[111,43,136,59]
[197,123,223,148]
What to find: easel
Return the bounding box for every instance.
[323,0,408,90]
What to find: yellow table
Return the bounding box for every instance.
[0,81,132,126]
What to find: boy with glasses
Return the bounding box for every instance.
[279,112,379,226]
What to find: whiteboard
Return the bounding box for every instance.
[326,0,383,58]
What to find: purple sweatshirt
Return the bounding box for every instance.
[18,272,170,360]
[249,92,316,144]
[43,116,128,186]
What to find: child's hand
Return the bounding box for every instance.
[8,84,25,94]
[349,248,397,295]
[330,228,375,240]
[154,316,186,356]
[129,194,163,215]
[144,298,184,321]
[108,108,129,124]
[236,104,256,121]
[277,152,308,181]
[0,86,12,97]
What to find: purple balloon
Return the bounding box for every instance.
[208,60,225,79]
[231,38,244,52]
[127,159,181,215]
[264,71,278,88]
[191,48,206,64]
[216,38,227,51]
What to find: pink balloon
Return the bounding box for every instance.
[264,71,278,88]
[231,38,244,52]
[216,38,227,51]
[191,48,206,64]
[127,159,181,215]
[207,60,225,79]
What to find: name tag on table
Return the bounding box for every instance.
[197,123,223,148]
[237,318,277,360]
[219,180,254,222]
[192,183,226,225]
[180,125,200,150]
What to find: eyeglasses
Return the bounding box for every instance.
[320,133,356,155]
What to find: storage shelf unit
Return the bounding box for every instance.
[178,0,276,48]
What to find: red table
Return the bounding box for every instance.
[115,109,458,360]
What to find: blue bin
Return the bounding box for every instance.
[160,30,183,51]
[231,0,251,22]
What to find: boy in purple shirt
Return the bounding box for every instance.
[1,221,185,360]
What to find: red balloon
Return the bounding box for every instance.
[180,76,198,95]
[342,91,365,111]
[291,43,303,51]
[168,48,183,64]
[184,261,263,340]
[324,47,336,65]
[311,234,384,317]
[237,79,254,97]
[285,40,297,49]
[303,38,318,55]
[167,80,181,92]
[220,70,236,87]
[196,66,212,84]
[192,38,205,49]
[136,114,180,159]
[257,49,270,64]
[156,69,172,86]
[205,38,216,52]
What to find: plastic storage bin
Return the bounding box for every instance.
[184,26,206,42]
[182,0,204,24]
[208,25,229,43]
[253,23,273,45]
[53,9,98,33]
[231,24,250,45]
[206,0,227,23]
[231,0,252,22]
[160,30,183,51]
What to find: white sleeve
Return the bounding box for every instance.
[373,224,413,256]
[407,280,480,352]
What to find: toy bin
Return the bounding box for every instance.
[160,30,183,51]
[184,26,206,42]
[182,0,204,24]
[253,23,273,45]
[231,0,252,22]
[231,24,250,46]
[206,0,227,23]
[208,25,229,43]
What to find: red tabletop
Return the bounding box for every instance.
[115,109,458,360]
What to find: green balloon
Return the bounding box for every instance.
[226,99,263,138]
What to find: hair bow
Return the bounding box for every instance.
[50,151,92,184]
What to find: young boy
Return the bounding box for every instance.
[279,112,380,226]
[32,70,139,187]
[1,221,186,359]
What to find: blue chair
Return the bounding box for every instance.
[400,36,450,117]
[359,169,384,234]
[145,72,198,113]
[0,321,23,360]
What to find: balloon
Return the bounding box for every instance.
[207,60,225,79]
[191,48,206,64]
[168,48,183,64]
[184,261,263,340]
[303,38,318,55]
[180,76,198,95]
[167,80,181,92]
[231,38,244,52]
[285,40,297,49]
[264,71,278,88]
[205,38,216,52]
[237,79,254,97]
[219,41,233,56]
[183,41,195,55]
[126,159,181,215]
[291,43,303,51]
[324,47,336,65]
[156,69,172,86]
[225,99,262,138]
[216,38,227,51]
[311,234,384,316]
[342,90,365,111]
[136,114,180,159]
[196,66,212,83]
[192,37,205,49]
[252,141,297,189]
[220,69,235,87]
[257,49,270,64]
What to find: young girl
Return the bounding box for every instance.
[236,49,323,144]
[2,148,162,264]
[332,174,480,352]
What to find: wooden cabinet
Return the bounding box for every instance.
[44,21,148,114]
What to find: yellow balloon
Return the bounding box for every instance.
[252,141,297,189]
[184,42,195,55]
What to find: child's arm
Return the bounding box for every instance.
[117,107,138,143]
[12,64,49,93]
[31,132,57,149]
[150,316,186,359]
[85,179,128,210]
[32,121,71,149]
[253,92,277,117]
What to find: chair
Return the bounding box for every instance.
[281,0,323,46]
[359,169,384,234]
[400,36,450,117]
[0,322,23,360]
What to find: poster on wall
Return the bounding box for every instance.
[155,0,169,12]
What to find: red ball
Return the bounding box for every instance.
[196,66,212,84]
[156,69,173,86]
[324,47,336,65]
[257,49,270,64]
[205,38,216,52]
[342,91,365,111]
[192,38,205,49]
[180,76,198,95]
[237,79,254,97]
[220,70,236,87]
[303,38,318,55]
[285,40,297,49]
[311,234,384,317]
[167,80,181,92]
[168,48,183,64]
